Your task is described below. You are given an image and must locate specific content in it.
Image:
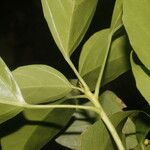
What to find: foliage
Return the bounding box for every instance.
[0,0,150,150]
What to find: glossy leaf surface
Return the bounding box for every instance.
[130,52,150,105]
[13,65,72,104]
[79,29,130,90]
[123,0,150,70]
[41,0,98,57]
[0,58,24,124]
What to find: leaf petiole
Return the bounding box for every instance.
[23,103,99,113]
[94,32,113,99]
[94,23,123,99]
[86,92,125,150]
[70,85,84,93]
[65,57,90,92]
[66,95,87,100]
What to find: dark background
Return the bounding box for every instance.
[0,0,149,149]
[0,0,114,76]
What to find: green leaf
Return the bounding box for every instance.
[0,58,24,103]
[133,145,150,150]
[0,57,24,124]
[110,0,123,30]
[123,0,150,70]
[130,52,150,105]
[0,104,22,125]
[79,29,130,90]
[56,109,94,150]
[123,112,150,150]
[100,90,126,115]
[56,91,125,149]
[79,29,110,77]
[123,118,138,149]
[135,114,150,149]
[13,65,72,104]
[41,0,98,57]
[80,111,136,150]
[133,145,141,150]
[1,100,74,150]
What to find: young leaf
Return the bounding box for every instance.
[41,0,98,57]
[79,29,130,90]
[130,52,150,105]
[110,0,123,30]
[1,100,74,150]
[13,65,72,104]
[0,58,24,124]
[80,111,136,150]
[123,0,150,70]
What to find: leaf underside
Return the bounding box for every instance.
[13,65,72,104]
[41,0,98,57]
[123,0,150,70]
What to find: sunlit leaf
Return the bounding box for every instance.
[123,0,150,70]
[130,52,150,105]
[41,0,98,57]
[13,65,72,104]
[0,58,24,124]
[79,29,130,90]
